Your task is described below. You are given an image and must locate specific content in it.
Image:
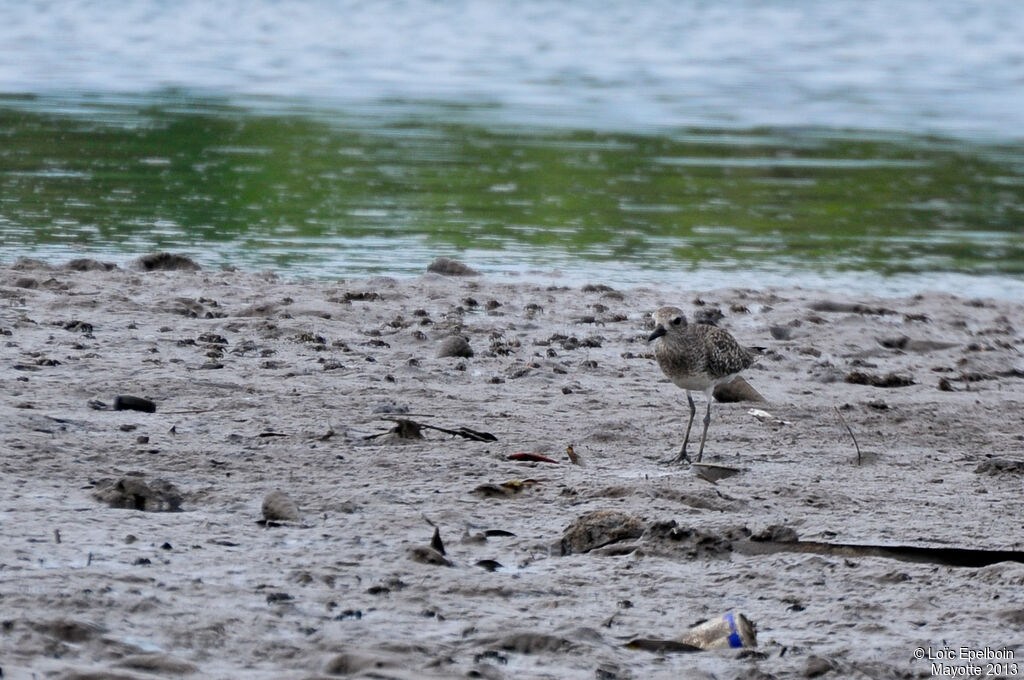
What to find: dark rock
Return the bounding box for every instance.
[877,336,958,352]
[235,302,279,317]
[34,618,105,642]
[471,480,536,498]
[131,252,202,272]
[492,631,574,654]
[437,335,473,358]
[427,256,479,276]
[63,319,94,334]
[64,258,118,272]
[560,510,645,555]
[324,650,400,675]
[750,525,800,542]
[342,290,382,302]
[92,476,182,512]
[118,653,199,674]
[113,395,157,413]
[408,546,453,567]
[378,419,424,441]
[808,300,896,315]
[646,522,744,559]
[845,371,914,388]
[975,459,1024,475]
[695,307,724,326]
[11,257,52,271]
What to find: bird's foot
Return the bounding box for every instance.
[659,450,692,465]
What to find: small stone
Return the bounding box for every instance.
[493,631,574,654]
[426,256,479,276]
[750,525,800,542]
[975,459,1024,475]
[93,477,182,512]
[261,490,301,522]
[804,655,835,677]
[118,652,199,674]
[113,395,157,413]
[324,651,400,676]
[560,510,645,555]
[63,258,118,272]
[769,325,795,340]
[437,335,473,358]
[845,371,914,388]
[131,252,201,271]
[408,546,454,567]
[38,618,105,642]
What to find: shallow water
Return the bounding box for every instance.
[4,0,1024,138]
[1,1,1023,296]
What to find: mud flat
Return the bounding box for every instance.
[2,255,1023,679]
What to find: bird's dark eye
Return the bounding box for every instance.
[671,317,682,326]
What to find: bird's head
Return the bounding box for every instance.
[648,306,687,342]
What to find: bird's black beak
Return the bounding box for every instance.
[647,326,666,342]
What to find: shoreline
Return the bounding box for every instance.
[2,255,1023,678]
[3,251,1024,302]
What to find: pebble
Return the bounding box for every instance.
[426,256,479,276]
[113,395,157,413]
[93,477,182,512]
[804,655,835,677]
[437,335,473,358]
[408,546,453,567]
[131,252,202,271]
[261,490,301,522]
[560,510,644,555]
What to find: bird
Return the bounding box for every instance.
[647,305,756,463]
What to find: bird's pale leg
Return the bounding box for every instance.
[665,392,696,464]
[695,397,712,462]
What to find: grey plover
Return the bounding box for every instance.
[648,305,755,463]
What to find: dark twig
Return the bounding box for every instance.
[834,407,862,465]
[374,416,497,442]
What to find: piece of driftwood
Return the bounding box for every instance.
[737,539,1024,568]
[364,417,497,442]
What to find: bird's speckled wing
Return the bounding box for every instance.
[654,336,699,377]
[697,325,754,379]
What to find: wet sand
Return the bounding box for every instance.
[2,256,1023,679]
